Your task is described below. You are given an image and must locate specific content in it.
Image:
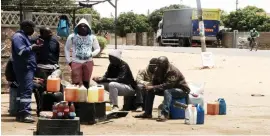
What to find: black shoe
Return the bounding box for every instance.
[16,116,21,121]
[134,113,152,118]
[36,110,41,117]
[20,115,35,123]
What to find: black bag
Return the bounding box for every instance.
[41,92,63,111]
[123,96,137,111]
[5,58,16,82]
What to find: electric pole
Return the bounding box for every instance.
[196,0,206,52]
[236,0,239,11]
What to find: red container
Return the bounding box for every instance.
[207,102,219,115]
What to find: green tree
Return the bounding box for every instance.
[223,6,270,31]
[148,4,190,32]
[96,17,115,32]
[117,12,150,37]
[76,8,101,33]
[220,10,228,26]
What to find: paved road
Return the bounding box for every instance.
[107,45,270,58]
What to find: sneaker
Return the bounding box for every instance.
[156,114,168,122]
[20,115,35,123]
[134,113,152,118]
[112,106,119,112]
[135,106,143,112]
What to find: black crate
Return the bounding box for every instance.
[123,96,137,111]
[35,117,82,135]
[74,102,106,125]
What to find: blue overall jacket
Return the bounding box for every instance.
[11,30,36,71]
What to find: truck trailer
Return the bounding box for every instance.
[156,8,221,47]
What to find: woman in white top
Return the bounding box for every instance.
[65,18,100,89]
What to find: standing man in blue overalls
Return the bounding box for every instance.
[11,20,41,123]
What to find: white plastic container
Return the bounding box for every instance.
[187,82,205,108]
[78,85,88,102]
[185,104,197,125]
[188,94,204,108]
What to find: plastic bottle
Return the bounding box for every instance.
[63,102,70,119]
[47,75,61,92]
[192,105,197,125]
[97,85,105,102]
[88,86,99,103]
[69,102,76,119]
[218,98,226,115]
[52,102,57,119]
[65,85,78,102]
[185,104,197,125]
[57,103,64,119]
[185,104,192,124]
[196,104,204,124]
[78,85,88,102]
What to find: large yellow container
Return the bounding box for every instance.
[87,86,99,103]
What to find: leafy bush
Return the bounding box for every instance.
[96,36,108,49]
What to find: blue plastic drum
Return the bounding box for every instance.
[170,98,187,119]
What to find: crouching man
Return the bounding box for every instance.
[93,50,139,112]
[135,58,158,112]
[135,56,190,122]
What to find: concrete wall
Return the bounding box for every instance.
[222,32,270,49]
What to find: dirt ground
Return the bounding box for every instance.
[1,49,270,135]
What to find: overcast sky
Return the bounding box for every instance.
[92,0,270,17]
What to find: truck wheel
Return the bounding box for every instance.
[178,39,184,47]
[158,39,164,46]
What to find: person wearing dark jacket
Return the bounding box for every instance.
[32,27,61,88]
[135,56,190,122]
[11,20,42,123]
[33,27,60,66]
[93,50,137,112]
[31,27,62,114]
[135,58,158,112]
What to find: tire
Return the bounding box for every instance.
[178,39,184,47]
[255,42,259,51]
[158,38,164,46]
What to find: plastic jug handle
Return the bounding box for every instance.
[218,98,224,101]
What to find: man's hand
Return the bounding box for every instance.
[33,77,44,84]
[69,62,72,67]
[31,44,42,51]
[93,77,104,82]
[145,85,154,91]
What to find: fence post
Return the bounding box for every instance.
[23,11,32,21]
[233,30,238,48]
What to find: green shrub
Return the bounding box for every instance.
[97,36,108,49]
